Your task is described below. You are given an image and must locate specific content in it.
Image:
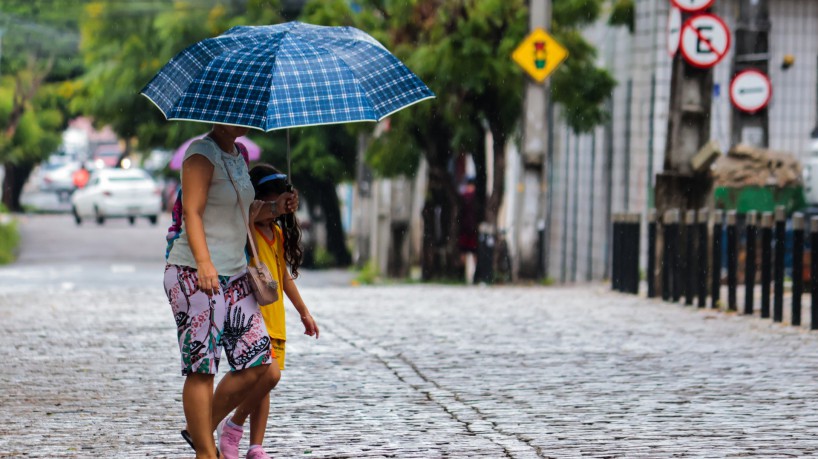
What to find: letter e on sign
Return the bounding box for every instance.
[680,14,731,69]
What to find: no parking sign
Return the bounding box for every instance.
[680,14,731,68]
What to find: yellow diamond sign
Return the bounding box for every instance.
[512,28,569,83]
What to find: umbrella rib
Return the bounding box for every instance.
[376,94,437,122]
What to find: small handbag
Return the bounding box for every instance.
[222,151,279,306]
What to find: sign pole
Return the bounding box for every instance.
[730,0,770,148]
[511,0,563,280]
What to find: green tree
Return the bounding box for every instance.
[302,0,616,280]
[73,1,231,154]
[76,0,354,266]
[0,1,85,210]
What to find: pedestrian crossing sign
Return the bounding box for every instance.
[511,28,569,84]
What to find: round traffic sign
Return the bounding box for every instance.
[730,69,772,113]
[671,0,715,13]
[667,6,682,57]
[680,14,731,69]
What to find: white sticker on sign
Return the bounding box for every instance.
[667,6,682,57]
[730,69,772,113]
[680,14,731,69]
[671,0,715,13]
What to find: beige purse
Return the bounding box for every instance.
[222,153,279,306]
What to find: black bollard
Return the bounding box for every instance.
[668,209,682,303]
[670,209,682,303]
[685,210,697,306]
[662,211,673,302]
[711,210,724,309]
[792,213,805,327]
[614,214,625,292]
[744,211,758,316]
[774,206,786,323]
[648,210,657,298]
[630,214,641,295]
[697,209,709,308]
[760,212,773,319]
[727,210,738,311]
[811,217,818,330]
[612,214,620,291]
[475,223,495,284]
[620,214,631,293]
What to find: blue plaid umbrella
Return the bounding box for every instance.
[141,21,434,132]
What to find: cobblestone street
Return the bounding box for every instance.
[3,216,818,458]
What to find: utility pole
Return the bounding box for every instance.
[655,7,715,217]
[514,0,551,280]
[731,0,770,148]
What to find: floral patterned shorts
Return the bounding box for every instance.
[164,264,272,376]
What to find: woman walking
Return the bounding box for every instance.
[163,124,296,458]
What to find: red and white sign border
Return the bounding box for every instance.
[729,69,772,113]
[680,13,731,69]
[671,0,716,13]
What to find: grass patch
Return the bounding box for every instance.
[354,260,379,285]
[309,246,336,270]
[0,214,19,265]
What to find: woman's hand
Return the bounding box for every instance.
[275,190,299,215]
[197,260,220,296]
[301,313,319,339]
[288,189,299,213]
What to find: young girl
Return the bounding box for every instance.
[216,163,319,459]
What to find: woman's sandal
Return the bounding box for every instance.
[181,429,220,458]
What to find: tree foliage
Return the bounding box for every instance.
[301,0,617,279]
[0,0,87,210]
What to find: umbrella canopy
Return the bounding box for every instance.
[141,21,434,132]
[169,134,261,170]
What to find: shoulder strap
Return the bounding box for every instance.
[235,141,250,167]
[221,153,262,264]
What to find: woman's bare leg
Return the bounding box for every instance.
[183,373,218,458]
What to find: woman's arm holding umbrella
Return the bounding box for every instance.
[182,155,219,295]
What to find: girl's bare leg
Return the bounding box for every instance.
[211,363,270,430]
[183,373,218,458]
[230,362,281,444]
[248,393,271,446]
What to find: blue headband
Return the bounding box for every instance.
[257,173,287,186]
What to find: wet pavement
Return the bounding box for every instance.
[2,215,818,458]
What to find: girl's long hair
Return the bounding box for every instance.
[249,164,303,279]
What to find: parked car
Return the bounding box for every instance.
[71,168,162,225]
[36,160,80,194]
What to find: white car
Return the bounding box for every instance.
[71,168,162,225]
[36,160,80,192]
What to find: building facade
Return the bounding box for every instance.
[529,0,818,284]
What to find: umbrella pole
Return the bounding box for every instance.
[286,130,291,182]
[285,129,294,228]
